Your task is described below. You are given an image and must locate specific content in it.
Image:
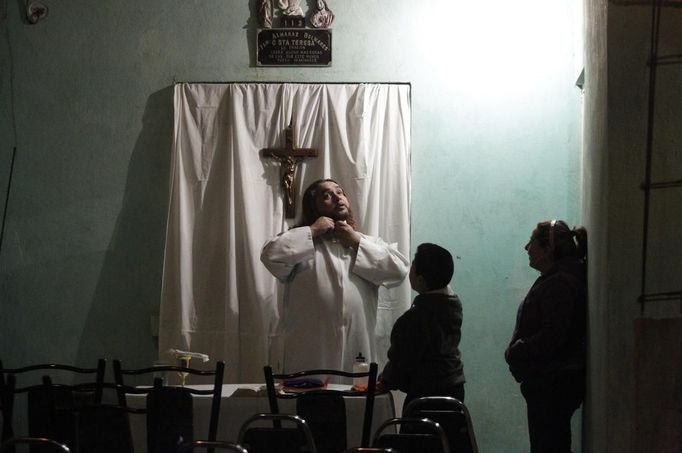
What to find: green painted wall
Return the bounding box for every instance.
[0,1,582,451]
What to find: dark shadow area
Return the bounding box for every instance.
[76,86,174,369]
[245,0,260,67]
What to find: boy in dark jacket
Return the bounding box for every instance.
[379,243,466,409]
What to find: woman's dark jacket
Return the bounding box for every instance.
[506,256,587,383]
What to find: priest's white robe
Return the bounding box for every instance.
[261,226,409,373]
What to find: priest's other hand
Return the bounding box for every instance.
[334,220,361,249]
[310,216,335,238]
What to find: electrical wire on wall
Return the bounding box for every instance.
[0,5,19,261]
[1,1,49,260]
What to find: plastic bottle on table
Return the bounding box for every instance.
[352,352,369,386]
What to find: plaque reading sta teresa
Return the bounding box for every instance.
[257,28,332,67]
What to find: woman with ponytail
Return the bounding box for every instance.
[505,220,587,452]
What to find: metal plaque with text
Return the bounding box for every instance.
[257,28,332,67]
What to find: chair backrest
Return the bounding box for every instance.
[113,359,225,453]
[40,375,134,453]
[372,417,449,453]
[264,363,379,451]
[0,360,106,450]
[237,413,316,453]
[403,396,478,453]
[0,437,71,453]
[342,448,397,452]
[296,391,345,453]
[175,440,248,453]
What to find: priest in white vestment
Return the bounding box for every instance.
[261,179,409,373]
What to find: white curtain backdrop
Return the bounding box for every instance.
[159,83,411,382]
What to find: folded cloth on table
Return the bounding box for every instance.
[282,378,327,391]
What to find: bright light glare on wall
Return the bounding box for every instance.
[410,1,575,100]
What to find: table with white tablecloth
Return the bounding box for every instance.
[127,384,396,452]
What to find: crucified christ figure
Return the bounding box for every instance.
[262,122,318,218]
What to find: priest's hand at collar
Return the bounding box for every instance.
[334,220,361,249]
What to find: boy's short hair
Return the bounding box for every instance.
[414,243,454,290]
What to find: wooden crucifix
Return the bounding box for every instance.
[262,122,318,218]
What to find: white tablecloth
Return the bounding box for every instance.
[127,384,396,451]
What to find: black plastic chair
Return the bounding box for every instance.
[238,413,316,453]
[0,361,13,443]
[39,375,135,453]
[403,397,478,453]
[0,360,106,452]
[0,361,14,443]
[175,440,248,453]
[0,437,71,453]
[372,417,449,453]
[113,359,225,453]
[264,363,379,452]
